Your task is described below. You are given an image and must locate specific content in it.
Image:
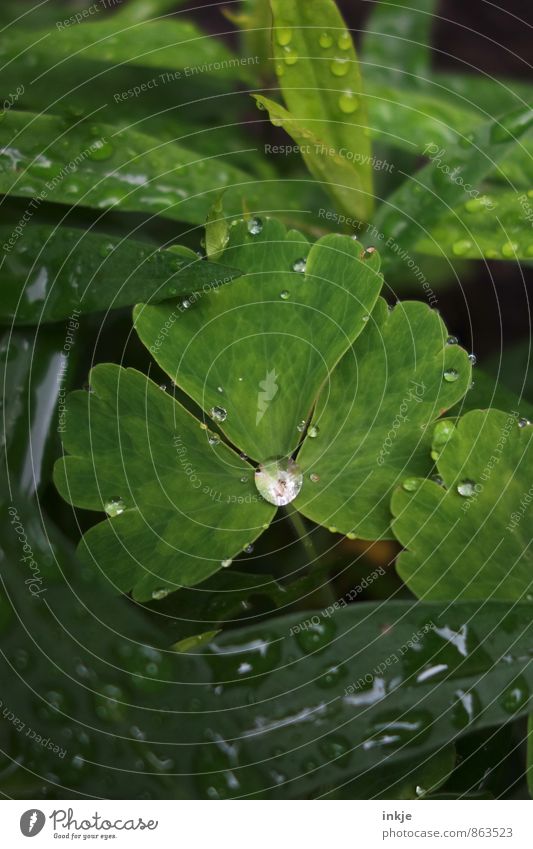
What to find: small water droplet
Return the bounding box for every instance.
[452,239,472,256]
[310,473,320,483]
[457,479,476,497]
[207,433,221,446]
[247,216,263,235]
[243,544,254,554]
[217,386,224,393]
[221,559,233,568]
[88,138,114,161]
[431,474,445,487]
[446,335,458,345]
[402,478,420,492]
[152,588,170,601]
[501,241,518,258]
[104,497,126,517]
[338,91,358,114]
[276,27,292,46]
[292,257,307,273]
[283,46,298,65]
[360,246,376,260]
[518,417,531,428]
[240,475,248,483]
[500,676,529,713]
[280,290,290,300]
[330,58,350,77]
[308,425,319,438]
[337,31,352,50]
[319,32,333,48]
[468,353,477,365]
[296,420,306,432]
[210,406,227,422]
[443,368,459,382]
[255,457,303,506]
[295,617,336,653]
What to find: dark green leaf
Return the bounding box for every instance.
[362,0,437,84]
[0,224,238,324]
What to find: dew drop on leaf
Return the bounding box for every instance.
[283,46,298,65]
[296,420,306,432]
[310,473,320,483]
[221,559,233,568]
[468,353,477,365]
[330,58,350,77]
[452,239,472,256]
[402,478,420,492]
[276,27,292,46]
[518,417,531,428]
[457,479,476,497]
[280,290,290,300]
[360,246,376,260]
[247,216,263,235]
[292,257,307,273]
[308,425,319,438]
[319,32,333,48]
[501,241,518,258]
[104,497,126,517]
[338,92,358,114]
[443,368,459,382]
[295,618,336,653]
[243,544,254,554]
[254,457,303,506]
[210,406,227,422]
[446,335,458,345]
[88,138,114,161]
[337,32,352,50]
[152,588,170,601]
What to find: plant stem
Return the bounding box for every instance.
[283,503,336,607]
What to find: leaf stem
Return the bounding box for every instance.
[283,503,336,607]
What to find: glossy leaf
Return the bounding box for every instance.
[415,188,533,261]
[0,110,310,227]
[0,224,238,324]
[2,510,533,799]
[134,217,383,461]
[1,328,79,498]
[116,0,190,23]
[53,364,276,601]
[362,0,437,84]
[4,17,249,81]
[371,106,533,267]
[269,0,373,220]
[297,300,471,539]
[392,409,533,601]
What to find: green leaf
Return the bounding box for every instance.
[2,508,533,799]
[362,0,437,83]
[415,188,533,261]
[392,409,533,601]
[254,95,372,223]
[5,18,250,81]
[0,224,238,324]
[134,217,383,461]
[296,300,471,539]
[53,364,276,600]
[205,195,230,260]
[528,716,533,798]
[116,0,190,24]
[268,0,373,220]
[371,106,533,267]
[0,110,314,228]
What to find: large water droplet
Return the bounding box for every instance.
[210,406,227,422]
[104,497,126,517]
[457,479,476,497]
[254,457,303,506]
[247,216,263,235]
